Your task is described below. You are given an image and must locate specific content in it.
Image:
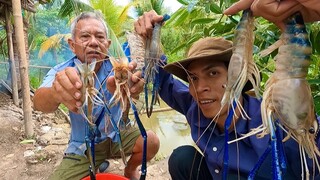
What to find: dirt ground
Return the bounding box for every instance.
[0,92,171,180]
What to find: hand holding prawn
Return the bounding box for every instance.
[134,10,164,39]
[224,0,320,30]
[51,67,83,113]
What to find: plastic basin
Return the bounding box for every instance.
[82,173,129,180]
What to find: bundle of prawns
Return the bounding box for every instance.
[221,9,261,120]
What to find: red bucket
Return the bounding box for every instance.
[82,173,129,180]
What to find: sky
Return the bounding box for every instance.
[115,0,182,17]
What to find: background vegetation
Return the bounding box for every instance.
[0,0,319,113]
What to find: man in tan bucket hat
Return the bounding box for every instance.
[134,10,315,180]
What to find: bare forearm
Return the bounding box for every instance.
[33,87,60,113]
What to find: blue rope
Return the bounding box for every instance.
[84,107,105,179]
[248,122,286,180]
[223,101,237,180]
[149,65,160,116]
[131,103,147,180]
[248,145,272,179]
[275,122,287,172]
[269,118,282,180]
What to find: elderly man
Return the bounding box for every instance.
[34,11,159,180]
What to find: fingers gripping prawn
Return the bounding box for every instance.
[221,9,261,119]
[75,59,100,124]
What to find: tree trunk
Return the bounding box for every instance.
[12,0,34,137]
[5,5,19,106]
[12,30,21,90]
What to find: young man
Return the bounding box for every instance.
[134,11,320,179]
[33,12,159,180]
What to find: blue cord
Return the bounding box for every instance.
[223,101,237,180]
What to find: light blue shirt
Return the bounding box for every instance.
[40,56,122,156]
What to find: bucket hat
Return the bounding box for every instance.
[164,37,253,92]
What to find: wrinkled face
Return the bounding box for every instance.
[188,59,228,119]
[68,18,110,63]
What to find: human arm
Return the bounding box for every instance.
[224,0,320,30]
[33,67,83,113]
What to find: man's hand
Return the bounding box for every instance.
[52,67,83,112]
[134,10,163,39]
[107,61,144,99]
[224,0,320,31]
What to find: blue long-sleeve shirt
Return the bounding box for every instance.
[40,56,122,156]
[158,67,320,179]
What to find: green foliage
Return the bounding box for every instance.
[58,0,94,17]
[90,0,133,36]
[0,29,8,59]
[159,1,320,114]
[59,104,69,113]
[29,69,47,89]
[134,0,164,16]
[8,0,320,115]
[29,8,70,51]
[309,22,320,54]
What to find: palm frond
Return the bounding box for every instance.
[151,0,164,15]
[90,0,132,36]
[58,0,94,17]
[38,34,70,58]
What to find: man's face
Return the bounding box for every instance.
[68,18,110,63]
[188,59,228,119]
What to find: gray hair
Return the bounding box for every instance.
[70,11,109,40]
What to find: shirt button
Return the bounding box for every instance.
[215,169,219,174]
[213,147,217,151]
